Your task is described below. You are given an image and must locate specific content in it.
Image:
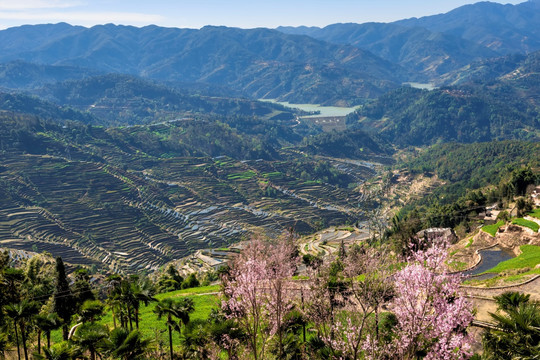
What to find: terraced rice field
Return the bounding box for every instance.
[0,151,373,272]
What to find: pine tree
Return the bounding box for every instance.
[53,257,75,341]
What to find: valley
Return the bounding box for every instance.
[0,1,539,358]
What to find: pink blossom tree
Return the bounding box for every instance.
[304,259,350,357]
[311,244,394,360]
[369,238,474,360]
[221,235,297,360]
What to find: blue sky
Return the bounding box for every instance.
[0,0,525,30]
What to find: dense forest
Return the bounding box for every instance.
[347,85,540,146]
[387,142,540,248]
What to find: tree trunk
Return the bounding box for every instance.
[112,308,117,329]
[37,329,42,354]
[14,321,21,360]
[62,324,69,341]
[375,307,380,342]
[128,306,133,331]
[20,324,28,360]
[46,332,51,349]
[252,333,258,360]
[168,323,174,360]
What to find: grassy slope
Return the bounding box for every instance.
[51,285,220,344]
[512,218,539,232]
[481,220,505,237]
[528,208,540,219]
[485,245,540,273]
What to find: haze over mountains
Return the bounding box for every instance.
[0,1,539,271]
[0,1,539,107]
[0,24,406,105]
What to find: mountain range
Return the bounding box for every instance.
[0,24,407,105]
[346,50,540,146]
[1,1,540,270]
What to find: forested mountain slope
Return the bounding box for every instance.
[0,95,382,271]
[394,0,540,54]
[0,24,408,105]
[32,74,303,126]
[347,50,540,146]
[278,22,497,79]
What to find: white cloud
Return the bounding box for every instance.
[0,0,83,10]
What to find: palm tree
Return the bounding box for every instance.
[176,297,194,331]
[118,280,136,331]
[5,300,39,360]
[105,327,152,360]
[105,275,122,329]
[494,291,531,311]
[0,332,8,360]
[131,280,157,330]
[71,323,109,360]
[180,319,213,359]
[154,298,195,360]
[35,313,63,353]
[77,300,105,324]
[106,295,123,329]
[483,292,540,359]
[33,341,80,360]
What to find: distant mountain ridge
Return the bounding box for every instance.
[33,73,302,125]
[278,1,540,82]
[0,60,101,90]
[278,22,497,80]
[0,73,305,127]
[0,23,409,105]
[2,1,540,104]
[347,51,540,146]
[394,0,540,54]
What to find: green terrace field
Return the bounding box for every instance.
[484,245,540,274]
[0,128,372,272]
[100,285,221,328]
[528,209,540,219]
[512,218,539,232]
[462,245,540,286]
[481,220,505,237]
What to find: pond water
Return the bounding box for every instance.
[463,247,515,279]
[260,99,358,117]
[403,82,437,90]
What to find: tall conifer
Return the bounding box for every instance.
[53,257,75,340]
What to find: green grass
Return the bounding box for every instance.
[155,285,220,297]
[484,245,540,273]
[481,220,505,236]
[464,266,540,286]
[262,171,282,178]
[529,208,540,219]
[51,285,221,345]
[227,170,256,180]
[448,260,468,271]
[464,237,474,248]
[512,218,539,232]
[502,268,540,282]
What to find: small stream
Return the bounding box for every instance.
[463,247,515,280]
